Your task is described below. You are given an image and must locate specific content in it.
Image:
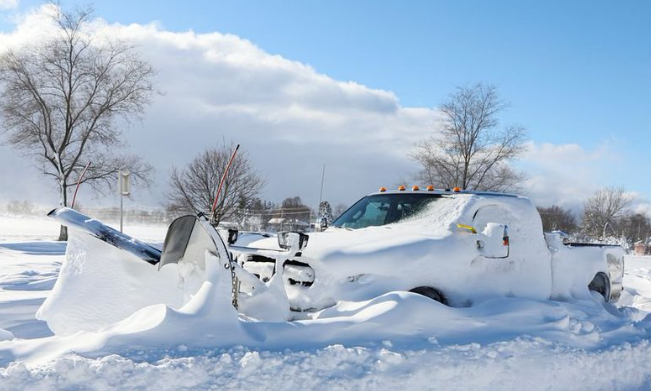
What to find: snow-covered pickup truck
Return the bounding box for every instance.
[231,188,625,314]
[45,187,625,329]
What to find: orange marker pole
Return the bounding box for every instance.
[211,144,240,223]
[71,162,91,210]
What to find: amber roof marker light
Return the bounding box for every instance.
[426,185,434,191]
[379,187,387,192]
[453,187,461,192]
[398,185,406,191]
[412,185,420,191]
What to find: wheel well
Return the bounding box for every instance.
[588,272,611,302]
[409,286,448,305]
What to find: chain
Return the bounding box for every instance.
[230,255,239,309]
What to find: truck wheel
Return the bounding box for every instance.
[588,272,611,302]
[410,286,448,305]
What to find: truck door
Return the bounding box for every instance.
[473,205,511,259]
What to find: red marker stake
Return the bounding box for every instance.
[71,162,91,210]
[211,144,240,223]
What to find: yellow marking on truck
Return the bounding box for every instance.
[457,224,477,234]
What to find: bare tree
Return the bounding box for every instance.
[412,83,527,192]
[0,6,155,240]
[618,213,651,244]
[581,186,633,239]
[165,143,265,226]
[537,205,577,233]
[6,200,36,216]
[319,201,333,222]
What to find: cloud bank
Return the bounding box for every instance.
[0,5,437,208]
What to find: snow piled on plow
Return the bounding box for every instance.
[36,234,184,335]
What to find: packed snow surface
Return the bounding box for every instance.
[1,215,651,389]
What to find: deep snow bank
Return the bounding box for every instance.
[3,270,647,367]
[2,339,651,391]
[2,233,651,389]
[620,256,651,316]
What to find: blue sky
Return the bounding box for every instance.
[4,1,650,133]
[0,1,650,210]
[36,0,651,144]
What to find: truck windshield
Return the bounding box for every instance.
[332,193,443,229]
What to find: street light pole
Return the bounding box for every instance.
[318,164,325,216]
[119,170,131,233]
[120,190,124,233]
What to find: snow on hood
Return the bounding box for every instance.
[309,195,467,257]
[241,195,469,266]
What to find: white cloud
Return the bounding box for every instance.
[0,6,438,208]
[517,141,651,218]
[518,142,612,209]
[0,0,18,11]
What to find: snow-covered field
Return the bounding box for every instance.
[2,215,651,390]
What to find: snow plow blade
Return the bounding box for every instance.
[159,214,228,270]
[158,214,239,307]
[48,207,162,265]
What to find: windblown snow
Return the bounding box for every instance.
[1,215,651,390]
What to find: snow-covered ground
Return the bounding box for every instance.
[2,215,651,389]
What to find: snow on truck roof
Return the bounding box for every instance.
[368,187,521,198]
[331,187,534,232]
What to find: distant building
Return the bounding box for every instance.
[267,217,310,232]
[634,239,651,256]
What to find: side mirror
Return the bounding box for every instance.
[227,229,239,245]
[477,223,509,259]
